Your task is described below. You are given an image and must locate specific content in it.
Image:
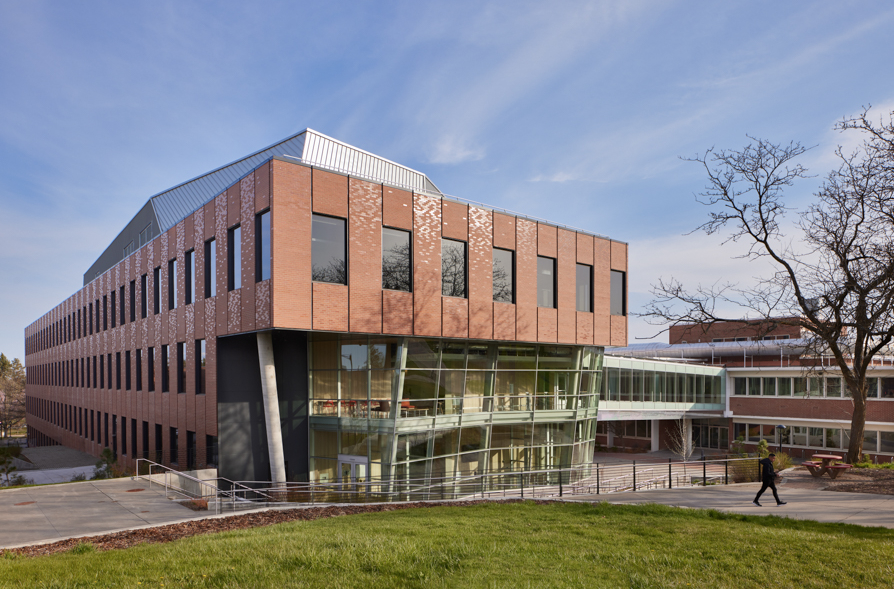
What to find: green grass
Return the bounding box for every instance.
[1,502,892,588]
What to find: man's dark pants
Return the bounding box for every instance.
[754,478,780,504]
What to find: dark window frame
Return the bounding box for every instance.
[256,209,271,282]
[610,269,627,316]
[228,225,241,291]
[382,226,412,292]
[153,267,160,314]
[537,256,557,309]
[205,238,216,298]
[492,247,515,303]
[576,263,593,313]
[185,249,194,305]
[441,238,467,298]
[311,214,347,285]
[168,258,177,310]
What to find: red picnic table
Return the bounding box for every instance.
[803,453,851,479]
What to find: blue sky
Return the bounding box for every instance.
[2,1,893,361]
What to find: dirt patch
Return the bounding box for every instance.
[0,499,550,558]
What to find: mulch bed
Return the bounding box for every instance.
[825,468,894,495]
[1,499,547,559]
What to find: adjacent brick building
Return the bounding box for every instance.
[24,130,628,485]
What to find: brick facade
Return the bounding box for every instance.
[24,156,627,469]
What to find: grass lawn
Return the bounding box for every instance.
[2,501,892,588]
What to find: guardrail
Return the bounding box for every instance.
[134,456,763,508]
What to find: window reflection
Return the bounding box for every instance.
[382,227,411,291]
[493,248,514,303]
[312,215,347,284]
[441,239,467,297]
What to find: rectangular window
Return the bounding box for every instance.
[576,264,592,312]
[148,347,155,392]
[537,256,556,308]
[493,248,514,303]
[115,352,121,390]
[100,355,104,389]
[205,239,216,297]
[93,356,97,388]
[89,303,94,335]
[441,238,467,297]
[141,274,147,318]
[610,270,626,316]
[185,250,194,305]
[96,299,101,332]
[125,350,131,390]
[103,295,108,330]
[176,342,185,394]
[121,416,126,455]
[136,349,142,391]
[168,259,177,310]
[311,214,346,284]
[129,280,136,322]
[153,267,160,314]
[110,291,116,328]
[196,339,206,395]
[382,227,411,291]
[107,353,112,389]
[256,210,271,282]
[170,427,179,464]
[161,345,169,392]
[228,225,241,291]
[119,285,125,326]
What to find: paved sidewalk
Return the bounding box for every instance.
[0,477,206,549]
[572,482,894,528]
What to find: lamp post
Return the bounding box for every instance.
[775,424,787,455]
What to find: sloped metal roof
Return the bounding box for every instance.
[607,339,810,360]
[85,130,442,283]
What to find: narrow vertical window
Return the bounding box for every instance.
[176,342,185,393]
[99,354,105,389]
[196,339,206,395]
[493,248,515,303]
[141,274,147,318]
[537,256,556,308]
[96,299,101,332]
[136,349,142,391]
[610,270,626,316]
[93,356,97,388]
[89,303,94,334]
[103,295,108,330]
[576,264,593,312]
[170,427,179,464]
[119,285,125,325]
[382,227,411,291]
[153,267,160,314]
[115,352,120,390]
[205,239,216,297]
[228,226,241,291]
[125,350,131,390]
[148,347,155,392]
[168,259,177,310]
[129,280,136,322]
[185,250,194,305]
[441,238,467,297]
[311,214,346,284]
[256,210,271,282]
[111,291,117,328]
[161,345,169,392]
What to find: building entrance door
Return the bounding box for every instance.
[337,454,368,492]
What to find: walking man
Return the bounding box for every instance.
[753,453,786,506]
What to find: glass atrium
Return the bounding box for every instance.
[307,334,602,489]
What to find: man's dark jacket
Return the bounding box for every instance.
[759,457,777,481]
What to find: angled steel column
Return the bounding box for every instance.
[257,331,286,486]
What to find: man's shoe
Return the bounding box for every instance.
[777,501,787,506]
[752,501,761,507]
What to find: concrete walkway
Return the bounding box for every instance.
[572,482,894,528]
[0,477,206,549]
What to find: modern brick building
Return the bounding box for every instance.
[24,130,628,486]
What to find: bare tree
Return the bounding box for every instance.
[643,107,894,463]
[0,355,26,440]
[667,419,694,463]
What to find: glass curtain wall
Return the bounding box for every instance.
[307,334,602,486]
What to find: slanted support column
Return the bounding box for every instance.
[257,331,286,486]
[651,420,660,452]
